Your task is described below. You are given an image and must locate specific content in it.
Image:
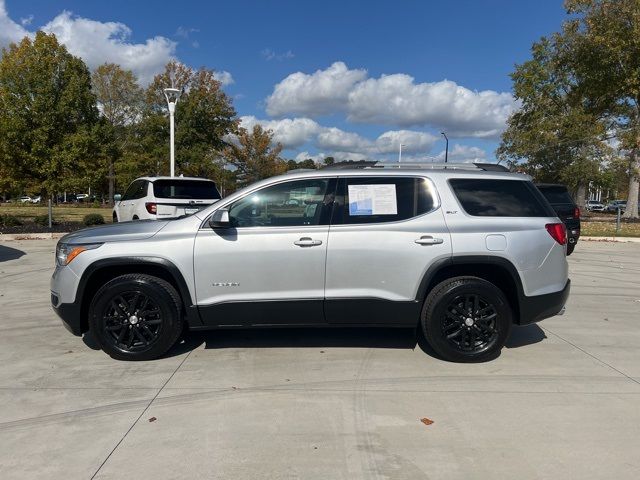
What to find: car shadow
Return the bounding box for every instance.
[164,327,419,358]
[83,323,548,359]
[0,244,26,262]
[504,324,547,348]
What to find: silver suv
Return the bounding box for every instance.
[51,163,570,362]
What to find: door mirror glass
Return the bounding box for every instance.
[209,208,231,228]
[113,194,122,202]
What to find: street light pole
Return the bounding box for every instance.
[398,143,406,163]
[163,87,182,177]
[441,132,449,163]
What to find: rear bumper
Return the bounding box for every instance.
[518,279,571,325]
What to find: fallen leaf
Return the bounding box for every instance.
[232,386,238,390]
[148,417,157,422]
[320,350,325,353]
[420,417,434,426]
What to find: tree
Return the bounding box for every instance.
[223,125,286,187]
[92,63,143,204]
[0,32,99,198]
[323,156,335,166]
[140,60,237,179]
[562,0,640,218]
[498,33,611,207]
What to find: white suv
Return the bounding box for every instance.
[113,176,221,222]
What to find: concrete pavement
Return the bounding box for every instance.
[0,240,639,479]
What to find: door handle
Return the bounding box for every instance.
[294,237,323,247]
[415,236,444,245]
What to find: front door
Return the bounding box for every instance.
[194,177,337,326]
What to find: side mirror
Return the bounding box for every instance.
[113,194,122,202]
[209,208,231,228]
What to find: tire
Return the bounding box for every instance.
[88,274,183,361]
[421,276,512,362]
[566,242,575,256]
[112,213,118,223]
[132,215,139,221]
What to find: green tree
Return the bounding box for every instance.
[563,0,640,217]
[92,63,143,204]
[498,34,611,207]
[323,156,335,166]
[0,32,99,198]
[140,60,237,179]
[223,125,286,187]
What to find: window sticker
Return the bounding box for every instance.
[348,184,397,215]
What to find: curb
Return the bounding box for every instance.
[0,232,69,241]
[581,236,640,243]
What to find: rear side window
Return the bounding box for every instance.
[153,180,221,200]
[332,177,436,225]
[537,185,574,204]
[449,179,552,217]
[122,180,147,200]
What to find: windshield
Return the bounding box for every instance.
[153,180,221,200]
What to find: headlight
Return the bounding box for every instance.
[55,243,102,266]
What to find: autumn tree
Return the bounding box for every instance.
[0,32,99,198]
[92,63,143,204]
[223,125,286,187]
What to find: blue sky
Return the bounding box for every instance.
[1,0,567,163]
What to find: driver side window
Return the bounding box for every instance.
[228,179,335,228]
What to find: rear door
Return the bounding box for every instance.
[152,179,221,218]
[118,180,144,221]
[324,175,451,325]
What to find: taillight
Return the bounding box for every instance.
[546,223,567,245]
[573,207,580,219]
[145,202,157,214]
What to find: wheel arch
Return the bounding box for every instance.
[77,257,200,333]
[417,256,524,325]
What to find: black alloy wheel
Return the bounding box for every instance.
[89,274,183,361]
[421,276,512,362]
[102,291,163,353]
[442,293,498,353]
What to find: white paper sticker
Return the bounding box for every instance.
[348,184,397,216]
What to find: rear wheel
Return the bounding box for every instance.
[112,213,118,223]
[567,242,575,256]
[421,277,512,362]
[88,274,183,361]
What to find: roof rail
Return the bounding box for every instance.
[320,160,511,172]
[321,160,377,169]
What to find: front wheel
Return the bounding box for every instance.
[88,274,183,361]
[421,277,512,362]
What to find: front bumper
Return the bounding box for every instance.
[51,294,83,336]
[518,279,571,325]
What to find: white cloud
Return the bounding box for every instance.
[0,3,178,85]
[20,14,33,26]
[294,151,326,163]
[265,62,517,138]
[266,61,367,117]
[0,0,29,47]
[41,11,176,85]
[261,48,295,61]
[213,70,234,86]
[240,116,321,148]
[239,116,443,161]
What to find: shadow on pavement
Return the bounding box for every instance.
[0,244,26,262]
[82,324,547,360]
[505,324,547,348]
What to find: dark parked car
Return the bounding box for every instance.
[536,184,580,255]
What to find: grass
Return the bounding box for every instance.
[0,203,113,223]
[581,221,640,237]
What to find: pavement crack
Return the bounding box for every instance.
[542,326,640,387]
[90,351,192,479]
